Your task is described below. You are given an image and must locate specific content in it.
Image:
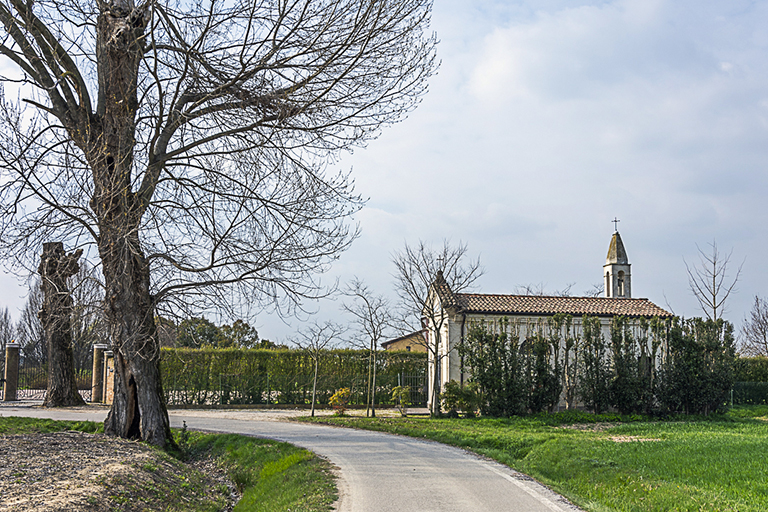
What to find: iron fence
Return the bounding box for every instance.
[16,365,92,402]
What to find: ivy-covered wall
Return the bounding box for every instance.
[456,315,736,416]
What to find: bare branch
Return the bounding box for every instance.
[684,240,743,321]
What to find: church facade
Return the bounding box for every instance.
[423,231,673,409]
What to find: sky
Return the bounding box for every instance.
[3,0,768,343]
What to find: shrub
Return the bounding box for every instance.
[658,318,735,415]
[440,380,481,418]
[391,386,410,417]
[329,388,351,416]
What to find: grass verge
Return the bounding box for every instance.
[0,416,337,512]
[300,406,768,512]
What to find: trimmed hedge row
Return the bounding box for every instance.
[734,357,768,382]
[160,348,427,406]
[733,381,768,405]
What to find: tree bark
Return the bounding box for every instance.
[92,3,171,447]
[310,359,318,418]
[39,242,85,407]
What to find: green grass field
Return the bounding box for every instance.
[0,416,337,512]
[303,406,768,512]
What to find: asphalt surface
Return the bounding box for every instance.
[0,405,583,512]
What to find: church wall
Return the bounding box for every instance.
[428,312,666,410]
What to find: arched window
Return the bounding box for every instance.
[605,272,610,297]
[618,271,625,297]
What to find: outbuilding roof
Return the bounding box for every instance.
[453,293,672,318]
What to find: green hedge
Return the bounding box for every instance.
[733,381,768,405]
[734,357,768,382]
[160,348,427,407]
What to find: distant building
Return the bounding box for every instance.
[423,230,672,410]
[381,330,427,353]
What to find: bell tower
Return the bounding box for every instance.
[604,227,631,299]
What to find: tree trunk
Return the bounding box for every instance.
[371,344,377,418]
[83,3,172,447]
[310,359,318,417]
[366,344,373,417]
[39,243,85,407]
[431,333,442,416]
[100,229,172,447]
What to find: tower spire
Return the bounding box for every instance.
[604,230,631,298]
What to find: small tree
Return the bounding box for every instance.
[609,316,641,415]
[578,316,611,414]
[392,240,483,416]
[740,296,768,357]
[292,320,345,417]
[520,333,561,414]
[16,280,46,367]
[342,278,393,418]
[555,314,580,410]
[659,318,735,415]
[459,319,524,417]
[685,241,743,321]
[0,307,12,377]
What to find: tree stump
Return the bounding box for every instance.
[39,242,85,407]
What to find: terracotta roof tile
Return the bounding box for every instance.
[454,293,672,318]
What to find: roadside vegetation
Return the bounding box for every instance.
[0,417,337,512]
[303,406,768,512]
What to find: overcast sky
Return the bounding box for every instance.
[3,0,767,342]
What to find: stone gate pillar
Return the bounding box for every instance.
[91,344,108,403]
[103,351,115,405]
[3,342,19,401]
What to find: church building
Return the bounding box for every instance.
[423,230,673,409]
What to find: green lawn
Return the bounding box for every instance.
[1,416,337,512]
[301,406,768,512]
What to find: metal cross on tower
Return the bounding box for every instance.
[612,217,620,232]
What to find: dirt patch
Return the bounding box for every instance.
[0,431,237,511]
[557,422,618,432]
[607,435,661,443]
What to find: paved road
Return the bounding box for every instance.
[1,405,582,512]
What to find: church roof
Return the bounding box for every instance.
[453,293,672,318]
[431,270,459,309]
[606,231,629,265]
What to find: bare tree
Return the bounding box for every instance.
[0,0,437,445]
[38,242,85,407]
[515,282,575,297]
[685,241,743,321]
[16,280,45,367]
[392,240,483,415]
[0,306,12,378]
[70,259,107,371]
[584,283,605,298]
[342,278,393,418]
[740,295,768,357]
[291,320,346,417]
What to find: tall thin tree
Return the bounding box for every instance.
[291,320,345,418]
[342,278,393,418]
[685,241,743,321]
